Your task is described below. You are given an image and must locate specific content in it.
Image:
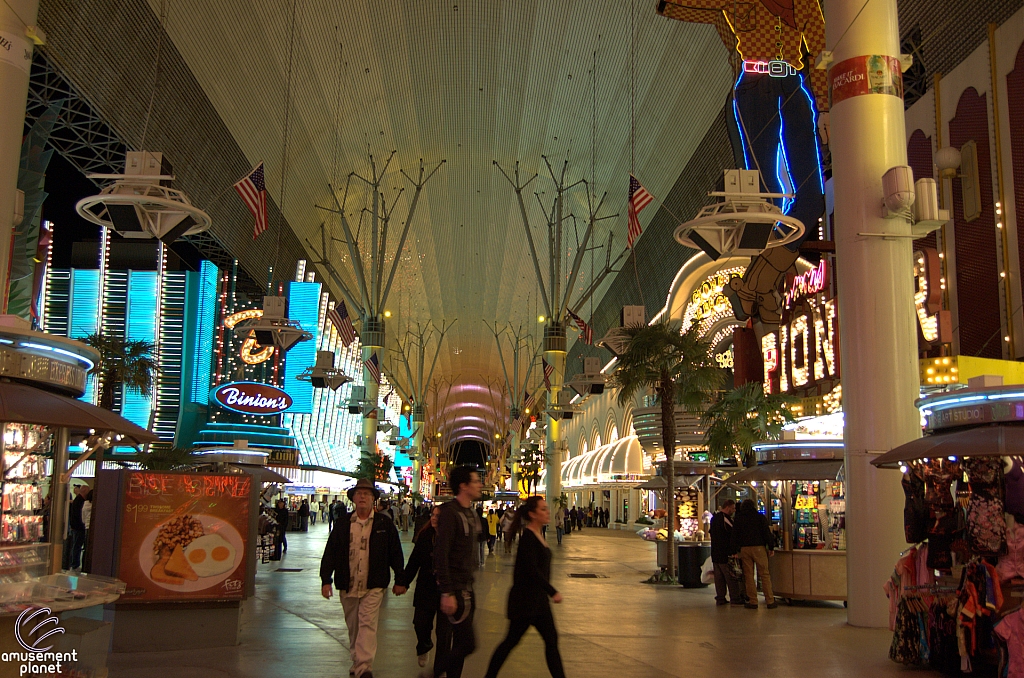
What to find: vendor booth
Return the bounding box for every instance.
[872,382,1024,672]
[0,318,158,676]
[636,461,716,587]
[730,441,847,602]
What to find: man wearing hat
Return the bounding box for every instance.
[321,478,407,678]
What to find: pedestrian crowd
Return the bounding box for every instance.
[319,467,567,678]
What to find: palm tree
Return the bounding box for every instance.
[611,321,724,583]
[701,381,797,467]
[83,333,158,411]
[81,333,157,571]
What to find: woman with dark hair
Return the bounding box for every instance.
[396,504,443,668]
[484,496,565,678]
[731,498,777,609]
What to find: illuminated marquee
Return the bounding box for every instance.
[681,268,745,337]
[224,309,274,365]
[914,248,943,344]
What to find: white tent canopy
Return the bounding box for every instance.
[561,435,646,489]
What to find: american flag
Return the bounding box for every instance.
[364,352,381,384]
[234,162,269,240]
[523,390,536,417]
[542,358,553,389]
[327,301,357,346]
[566,309,593,345]
[627,174,653,248]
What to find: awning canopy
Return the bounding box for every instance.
[561,435,646,488]
[0,379,157,444]
[871,425,1024,468]
[726,460,844,483]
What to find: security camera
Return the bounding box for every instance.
[298,351,353,390]
[566,357,606,398]
[546,403,580,420]
[346,385,366,414]
[233,296,313,352]
[597,326,630,357]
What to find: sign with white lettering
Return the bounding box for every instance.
[926,401,1024,431]
[0,30,33,75]
[212,382,292,415]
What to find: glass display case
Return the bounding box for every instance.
[1,423,52,546]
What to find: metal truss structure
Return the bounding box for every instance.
[23,49,263,296]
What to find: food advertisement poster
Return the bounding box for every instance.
[117,472,251,602]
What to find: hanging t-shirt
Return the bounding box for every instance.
[1006,458,1024,518]
[995,608,1024,677]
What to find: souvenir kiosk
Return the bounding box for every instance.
[872,381,1024,671]
[637,461,716,587]
[0,318,156,675]
[727,440,847,602]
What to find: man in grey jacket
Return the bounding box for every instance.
[433,465,483,678]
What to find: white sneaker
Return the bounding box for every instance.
[418,653,427,667]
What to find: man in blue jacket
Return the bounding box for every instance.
[321,478,406,678]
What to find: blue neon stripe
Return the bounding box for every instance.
[798,74,826,193]
[121,271,159,429]
[69,269,100,403]
[190,261,218,404]
[283,281,321,414]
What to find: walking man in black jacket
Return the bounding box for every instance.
[731,498,778,609]
[433,465,483,678]
[320,478,407,678]
[709,499,743,606]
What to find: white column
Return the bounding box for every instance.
[544,324,566,508]
[0,1,39,314]
[361,344,380,475]
[825,0,920,628]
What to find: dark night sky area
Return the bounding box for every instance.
[451,441,486,469]
[42,152,207,272]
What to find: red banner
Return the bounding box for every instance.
[118,472,251,602]
[829,55,903,107]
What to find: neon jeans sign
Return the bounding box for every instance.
[743,60,800,78]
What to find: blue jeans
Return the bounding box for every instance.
[63,528,86,570]
[732,71,824,250]
[556,526,563,545]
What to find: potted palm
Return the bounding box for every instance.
[612,321,723,584]
[701,381,796,467]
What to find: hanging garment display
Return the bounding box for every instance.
[903,464,927,544]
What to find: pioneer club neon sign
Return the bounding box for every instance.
[784,260,828,305]
[763,262,838,395]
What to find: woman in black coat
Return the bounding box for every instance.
[484,496,565,678]
[396,504,442,668]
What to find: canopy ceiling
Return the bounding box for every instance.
[142,0,734,440]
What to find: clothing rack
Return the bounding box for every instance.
[904,584,959,592]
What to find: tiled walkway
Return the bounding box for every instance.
[107,522,915,677]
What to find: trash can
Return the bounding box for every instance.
[677,543,711,588]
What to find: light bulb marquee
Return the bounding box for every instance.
[224,309,274,364]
